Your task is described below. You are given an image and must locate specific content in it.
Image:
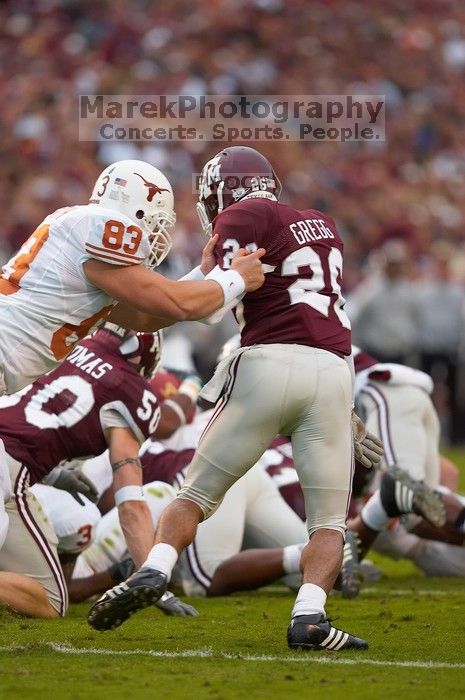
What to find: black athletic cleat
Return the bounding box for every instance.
[108,556,135,585]
[341,531,363,599]
[380,465,446,528]
[87,567,168,631]
[288,614,368,651]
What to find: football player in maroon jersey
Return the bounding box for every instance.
[0,323,200,618]
[88,146,383,651]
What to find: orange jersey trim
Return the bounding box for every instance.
[51,303,114,360]
[86,242,145,262]
[84,248,142,266]
[0,224,50,296]
[0,279,19,296]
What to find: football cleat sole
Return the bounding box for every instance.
[87,568,168,631]
[386,465,446,529]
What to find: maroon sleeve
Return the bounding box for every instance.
[103,373,161,443]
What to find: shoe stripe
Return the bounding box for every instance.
[395,481,413,512]
[326,629,344,650]
[403,484,413,510]
[343,548,353,563]
[320,626,337,647]
[107,583,129,599]
[333,632,350,650]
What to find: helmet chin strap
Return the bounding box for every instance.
[216,181,225,214]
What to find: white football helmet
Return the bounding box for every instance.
[89,159,176,268]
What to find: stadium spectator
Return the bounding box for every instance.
[416,241,465,442]
[350,240,420,364]
[3,0,465,434]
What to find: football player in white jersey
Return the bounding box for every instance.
[0,159,265,397]
[0,159,265,558]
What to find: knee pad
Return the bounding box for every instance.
[176,486,221,520]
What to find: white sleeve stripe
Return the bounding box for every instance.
[99,401,145,444]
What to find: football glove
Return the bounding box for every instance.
[43,466,99,505]
[155,591,199,617]
[352,412,384,469]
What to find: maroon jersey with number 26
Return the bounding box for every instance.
[213,197,351,355]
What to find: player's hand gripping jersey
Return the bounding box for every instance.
[213,197,351,355]
[0,333,160,485]
[0,204,150,393]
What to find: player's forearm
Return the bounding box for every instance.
[107,303,175,332]
[84,258,245,322]
[148,278,226,320]
[155,376,201,437]
[118,500,155,568]
[68,571,114,603]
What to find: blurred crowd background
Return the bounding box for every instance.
[2,0,465,440]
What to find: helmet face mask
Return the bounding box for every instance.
[196,147,280,236]
[90,159,176,268]
[143,209,175,268]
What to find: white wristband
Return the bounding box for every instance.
[205,265,245,306]
[180,265,205,281]
[163,399,187,426]
[114,485,145,507]
[178,376,202,403]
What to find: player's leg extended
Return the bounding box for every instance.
[88,348,288,630]
[356,385,444,543]
[286,350,367,650]
[0,456,67,617]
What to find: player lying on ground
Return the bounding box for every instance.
[259,435,465,586]
[32,480,198,617]
[345,346,465,595]
[70,399,308,601]
[0,159,265,547]
[88,145,383,651]
[0,324,200,617]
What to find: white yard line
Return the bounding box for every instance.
[361,588,450,596]
[1,642,461,670]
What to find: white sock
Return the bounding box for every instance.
[361,490,390,531]
[282,543,306,574]
[142,543,178,580]
[291,583,327,619]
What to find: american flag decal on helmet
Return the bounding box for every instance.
[115,177,127,186]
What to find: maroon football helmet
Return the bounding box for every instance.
[196,146,281,235]
[96,323,163,379]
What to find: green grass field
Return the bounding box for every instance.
[1,451,465,700]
